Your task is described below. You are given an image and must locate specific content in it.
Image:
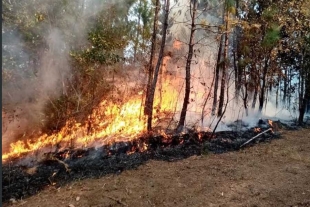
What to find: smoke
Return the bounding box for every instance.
[2,0,299,155]
[160,0,294,131]
[2,0,125,152]
[158,0,224,130]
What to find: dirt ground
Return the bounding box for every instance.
[4,128,310,207]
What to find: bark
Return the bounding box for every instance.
[146,0,169,131]
[217,6,229,117]
[234,49,242,100]
[282,68,288,105]
[252,86,258,109]
[243,90,249,116]
[177,0,197,131]
[276,79,279,108]
[133,0,142,62]
[298,48,309,125]
[298,71,306,125]
[233,50,238,99]
[144,0,160,116]
[307,68,310,114]
[211,65,230,137]
[258,55,270,112]
[234,0,242,102]
[211,34,224,115]
[298,72,310,125]
[242,69,249,116]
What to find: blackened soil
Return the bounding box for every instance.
[2,126,278,202]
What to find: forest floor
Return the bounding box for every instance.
[4,128,310,207]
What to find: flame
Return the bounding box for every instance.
[268,120,273,127]
[254,127,261,133]
[173,40,182,50]
[2,74,181,161]
[159,130,170,139]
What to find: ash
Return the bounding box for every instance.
[3,119,292,202]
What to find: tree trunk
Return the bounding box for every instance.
[305,69,310,114]
[233,50,238,100]
[177,0,197,131]
[144,0,160,116]
[211,33,224,115]
[145,0,169,131]
[242,67,249,116]
[217,6,229,117]
[252,86,258,109]
[298,48,309,125]
[298,70,306,125]
[133,0,142,62]
[276,78,279,108]
[234,0,242,102]
[288,67,292,108]
[299,98,307,125]
[282,68,288,105]
[258,55,269,112]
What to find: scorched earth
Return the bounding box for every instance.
[4,128,310,207]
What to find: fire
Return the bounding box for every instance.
[268,120,273,127]
[2,78,180,161]
[173,40,182,50]
[254,127,261,133]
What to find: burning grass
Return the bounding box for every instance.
[2,122,280,202]
[2,85,179,162]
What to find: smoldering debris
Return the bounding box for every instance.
[2,122,281,202]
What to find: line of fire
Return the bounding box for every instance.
[2,0,310,203]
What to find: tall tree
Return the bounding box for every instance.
[177,0,198,131]
[145,0,170,131]
[144,0,160,118]
[211,32,224,116]
[217,0,232,117]
[131,0,153,62]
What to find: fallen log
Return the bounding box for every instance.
[240,128,272,148]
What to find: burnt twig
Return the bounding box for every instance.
[240,128,272,148]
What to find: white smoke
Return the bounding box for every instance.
[162,0,295,131]
[2,0,127,152]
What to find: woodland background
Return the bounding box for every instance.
[2,0,310,150]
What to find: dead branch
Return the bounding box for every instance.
[41,154,71,172]
[240,128,272,148]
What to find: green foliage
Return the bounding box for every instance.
[129,0,154,60]
[225,0,235,8]
[262,24,281,48]
[262,6,278,21]
[2,0,143,133]
[140,0,152,26]
[226,0,236,15]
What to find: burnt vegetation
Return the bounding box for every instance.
[3,119,284,202]
[2,0,310,203]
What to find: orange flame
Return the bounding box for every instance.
[254,127,261,133]
[2,71,181,161]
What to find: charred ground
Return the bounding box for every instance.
[2,119,286,203]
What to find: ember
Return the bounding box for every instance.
[254,127,261,133]
[3,124,281,202]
